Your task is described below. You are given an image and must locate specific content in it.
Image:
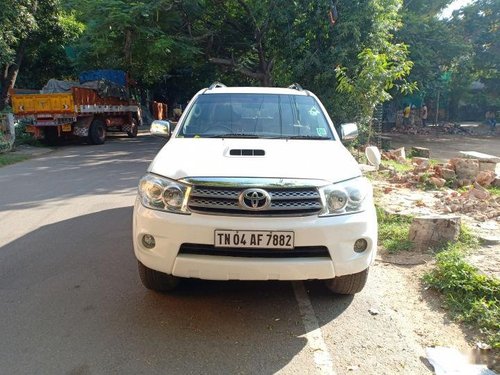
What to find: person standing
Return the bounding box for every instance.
[403,104,411,126]
[486,110,496,133]
[421,103,428,127]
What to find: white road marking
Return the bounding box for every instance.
[292,281,336,375]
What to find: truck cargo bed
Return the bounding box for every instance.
[11,92,74,115]
[12,87,133,117]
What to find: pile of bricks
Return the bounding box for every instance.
[380,147,500,222]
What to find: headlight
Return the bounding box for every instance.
[138,174,191,214]
[319,177,372,216]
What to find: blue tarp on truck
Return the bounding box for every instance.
[79,70,127,87]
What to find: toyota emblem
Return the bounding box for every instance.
[239,188,271,210]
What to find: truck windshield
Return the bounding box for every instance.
[177,94,335,139]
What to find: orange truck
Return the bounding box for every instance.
[10,70,141,145]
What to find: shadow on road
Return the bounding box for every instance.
[0,207,352,374]
[0,135,165,212]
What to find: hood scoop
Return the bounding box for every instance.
[228,149,265,156]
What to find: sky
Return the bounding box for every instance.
[440,0,475,18]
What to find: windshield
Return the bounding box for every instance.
[177,93,335,139]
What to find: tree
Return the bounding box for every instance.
[393,0,470,120]
[196,0,287,86]
[334,0,415,127]
[0,0,38,110]
[64,0,202,86]
[191,0,414,126]
[453,0,499,109]
[28,0,414,127]
[0,0,81,110]
[393,0,499,121]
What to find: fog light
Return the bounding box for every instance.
[354,238,368,253]
[142,234,156,249]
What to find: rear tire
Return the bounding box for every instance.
[138,261,180,292]
[325,268,369,295]
[127,118,138,138]
[88,118,106,145]
[43,127,59,146]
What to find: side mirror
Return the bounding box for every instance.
[340,122,358,141]
[150,120,171,139]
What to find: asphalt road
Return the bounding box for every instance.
[0,134,461,375]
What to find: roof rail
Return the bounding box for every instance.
[288,83,304,91]
[208,82,227,90]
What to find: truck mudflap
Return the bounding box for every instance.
[72,116,93,137]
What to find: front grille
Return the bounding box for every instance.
[179,243,330,258]
[188,186,322,216]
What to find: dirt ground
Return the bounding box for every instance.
[356,124,499,373]
[385,122,500,164]
[378,122,500,280]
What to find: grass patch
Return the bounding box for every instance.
[376,206,413,253]
[424,228,499,349]
[0,153,30,167]
[487,186,500,196]
[381,159,413,173]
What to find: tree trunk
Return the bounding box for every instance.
[408,216,461,251]
[124,29,133,69]
[0,43,26,111]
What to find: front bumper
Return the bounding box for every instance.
[133,198,377,281]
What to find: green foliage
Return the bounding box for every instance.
[381,159,412,173]
[424,237,499,348]
[65,0,202,85]
[335,0,416,131]
[454,0,500,109]
[376,206,413,253]
[395,0,499,120]
[0,153,30,167]
[0,0,38,65]
[14,121,43,147]
[3,0,496,122]
[487,186,500,196]
[1,0,84,111]
[16,6,85,89]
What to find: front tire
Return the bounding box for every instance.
[325,268,369,295]
[88,118,106,145]
[138,261,180,292]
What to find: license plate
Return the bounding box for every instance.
[214,230,295,249]
[61,124,72,132]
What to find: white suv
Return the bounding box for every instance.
[133,83,377,294]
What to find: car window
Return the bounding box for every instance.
[177,93,335,139]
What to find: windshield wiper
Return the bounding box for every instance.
[207,133,259,138]
[286,135,332,140]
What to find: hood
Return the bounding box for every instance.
[149,138,361,184]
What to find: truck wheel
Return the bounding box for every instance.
[324,268,369,295]
[138,261,179,292]
[43,127,59,146]
[88,119,106,145]
[127,118,138,138]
